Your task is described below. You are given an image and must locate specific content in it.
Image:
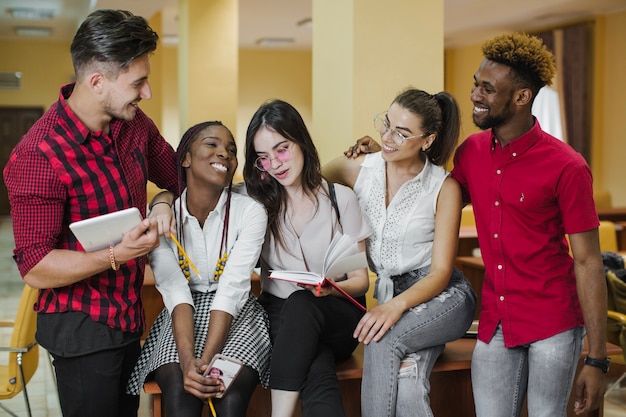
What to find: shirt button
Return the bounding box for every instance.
[512,152,517,157]
[497,264,503,270]
[494,233,499,239]
[496,169,501,175]
[495,201,500,206]
[499,295,505,301]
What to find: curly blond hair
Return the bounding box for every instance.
[482,32,556,93]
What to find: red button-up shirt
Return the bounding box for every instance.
[452,121,598,347]
[4,83,177,334]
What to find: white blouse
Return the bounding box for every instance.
[352,153,448,302]
[148,188,267,317]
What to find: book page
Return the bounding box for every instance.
[324,252,367,279]
[322,233,359,275]
[268,270,323,285]
[269,233,367,285]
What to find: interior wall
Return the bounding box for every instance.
[0,40,73,110]
[444,43,483,147]
[596,11,626,206]
[237,48,312,167]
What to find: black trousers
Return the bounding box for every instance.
[259,290,364,417]
[51,341,141,417]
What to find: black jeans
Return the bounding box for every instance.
[51,341,141,417]
[259,290,364,417]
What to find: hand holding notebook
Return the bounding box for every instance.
[269,233,368,310]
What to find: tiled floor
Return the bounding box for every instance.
[0,216,625,416]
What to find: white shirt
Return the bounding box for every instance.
[352,153,448,302]
[148,188,267,317]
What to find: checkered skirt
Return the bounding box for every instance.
[127,291,271,395]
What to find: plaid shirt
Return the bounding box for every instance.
[4,83,177,333]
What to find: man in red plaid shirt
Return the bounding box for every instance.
[3,9,177,417]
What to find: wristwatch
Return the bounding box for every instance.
[583,356,610,373]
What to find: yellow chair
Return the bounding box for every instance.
[594,189,613,210]
[599,220,618,253]
[606,270,626,397]
[460,205,475,227]
[0,284,39,417]
[365,270,378,308]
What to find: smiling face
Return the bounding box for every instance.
[182,125,238,190]
[253,126,304,189]
[471,59,518,131]
[101,54,152,122]
[379,103,433,162]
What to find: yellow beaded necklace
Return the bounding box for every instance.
[177,187,232,282]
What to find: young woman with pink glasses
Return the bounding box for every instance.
[242,99,371,417]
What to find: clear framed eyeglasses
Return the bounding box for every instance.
[373,112,428,146]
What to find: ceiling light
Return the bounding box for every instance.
[9,7,55,20]
[14,26,53,37]
[255,38,295,46]
[161,34,179,46]
[297,18,312,28]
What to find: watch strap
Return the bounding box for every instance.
[583,356,610,373]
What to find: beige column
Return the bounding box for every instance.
[178,0,238,133]
[312,0,444,163]
[144,12,164,131]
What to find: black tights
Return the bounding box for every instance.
[154,362,259,417]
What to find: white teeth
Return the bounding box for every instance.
[382,144,397,151]
[474,106,488,113]
[211,163,227,172]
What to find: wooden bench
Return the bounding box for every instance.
[144,337,619,417]
[143,267,619,416]
[143,339,475,417]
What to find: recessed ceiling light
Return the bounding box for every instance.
[9,7,55,20]
[14,26,53,37]
[161,34,179,46]
[255,38,295,46]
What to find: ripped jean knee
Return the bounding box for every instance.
[396,346,444,417]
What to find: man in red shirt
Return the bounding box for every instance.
[451,33,607,417]
[3,9,177,417]
[344,32,607,417]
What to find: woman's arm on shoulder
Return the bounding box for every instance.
[322,154,365,188]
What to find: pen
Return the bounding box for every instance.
[208,397,217,417]
[170,232,202,281]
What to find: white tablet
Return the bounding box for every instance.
[69,207,142,252]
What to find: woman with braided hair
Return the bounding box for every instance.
[127,121,271,417]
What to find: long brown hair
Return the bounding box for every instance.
[393,88,461,166]
[243,99,323,251]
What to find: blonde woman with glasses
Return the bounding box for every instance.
[324,87,476,417]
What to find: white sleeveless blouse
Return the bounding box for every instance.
[352,153,449,302]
